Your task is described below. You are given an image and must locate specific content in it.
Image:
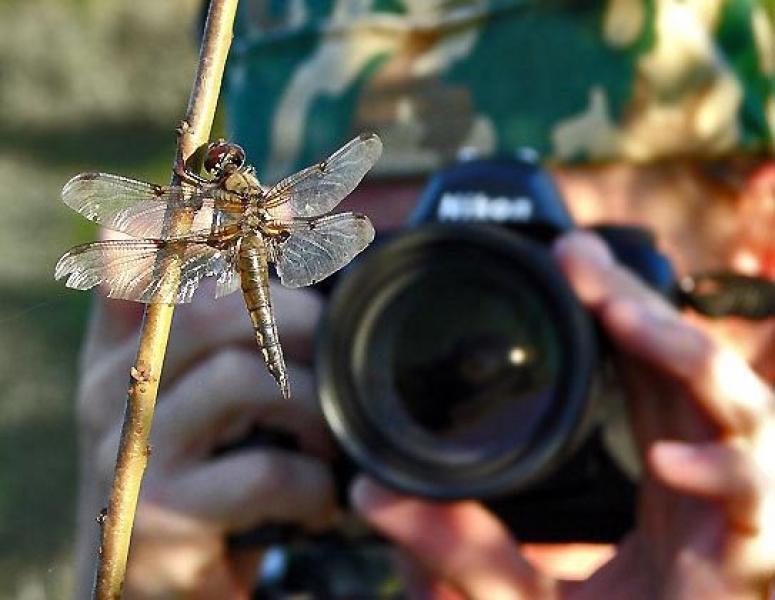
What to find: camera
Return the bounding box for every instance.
[315,152,678,543]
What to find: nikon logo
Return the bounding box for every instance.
[437,191,534,222]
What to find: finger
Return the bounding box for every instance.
[650,440,770,534]
[95,354,332,485]
[163,282,322,386]
[128,497,265,597]
[554,231,773,434]
[395,553,467,600]
[170,449,339,533]
[150,347,332,462]
[351,477,556,600]
[553,230,671,318]
[79,287,322,439]
[605,301,770,434]
[228,548,265,593]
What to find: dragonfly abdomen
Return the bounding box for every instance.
[238,233,290,399]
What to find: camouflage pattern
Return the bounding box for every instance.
[225,0,774,182]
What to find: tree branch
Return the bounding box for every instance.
[92,2,238,598]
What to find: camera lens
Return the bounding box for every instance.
[317,225,598,499]
[360,260,560,463]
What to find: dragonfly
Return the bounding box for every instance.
[55,133,382,398]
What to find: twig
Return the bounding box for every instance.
[92,2,238,598]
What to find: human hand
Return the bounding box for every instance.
[352,230,775,600]
[74,282,338,599]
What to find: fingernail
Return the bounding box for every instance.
[653,440,699,462]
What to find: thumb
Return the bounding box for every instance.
[351,477,557,600]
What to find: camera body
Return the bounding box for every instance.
[316,152,677,542]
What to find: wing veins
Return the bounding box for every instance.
[62,172,245,240]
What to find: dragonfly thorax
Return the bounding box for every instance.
[241,203,264,232]
[220,165,263,198]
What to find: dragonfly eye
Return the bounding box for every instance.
[204,142,246,177]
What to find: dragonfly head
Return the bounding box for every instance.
[204,141,246,180]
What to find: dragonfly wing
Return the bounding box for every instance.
[54,239,231,304]
[62,173,243,239]
[214,244,241,299]
[272,213,375,288]
[264,133,382,219]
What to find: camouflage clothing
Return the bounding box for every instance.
[225,0,775,182]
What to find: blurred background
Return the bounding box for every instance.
[0,1,204,597]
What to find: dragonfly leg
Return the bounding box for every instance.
[173,120,214,186]
[173,157,211,186]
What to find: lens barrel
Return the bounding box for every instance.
[317,224,599,500]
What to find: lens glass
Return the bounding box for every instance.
[353,250,562,469]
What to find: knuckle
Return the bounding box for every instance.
[247,453,333,511]
[205,346,258,390]
[271,285,322,325]
[247,454,295,497]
